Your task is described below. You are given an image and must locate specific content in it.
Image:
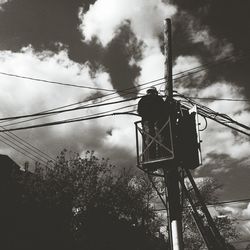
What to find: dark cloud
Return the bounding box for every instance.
[0,0,143,96]
[168,0,250,98]
[0,0,95,51]
[196,153,250,200]
[103,21,143,96]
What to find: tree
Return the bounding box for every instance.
[9,150,238,250]
[14,150,167,250]
[182,178,239,249]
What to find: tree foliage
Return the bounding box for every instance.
[3,150,239,250]
[12,150,166,250]
[182,177,239,250]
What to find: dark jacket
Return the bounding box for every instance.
[137,94,165,121]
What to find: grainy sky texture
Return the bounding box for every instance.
[0,0,249,240]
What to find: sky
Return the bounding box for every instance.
[0,0,249,241]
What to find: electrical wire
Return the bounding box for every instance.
[1,129,55,162]
[2,51,247,124]
[172,53,248,77]
[4,61,244,126]
[0,80,166,128]
[0,134,48,164]
[0,50,247,92]
[0,95,142,122]
[206,198,250,207]
[0,135,48,165]
[183,96,250,102]
[198,116,208,131]
[0,79,165,127]
[1,53,250,131]
[153,197,250,212]
[0,103,138,132]
[0,71,117,92]
[0,52,243,125]
[175,92,250,136]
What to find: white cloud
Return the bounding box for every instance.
[80,0,177,46]
[214,203,250,238]
[0,46,140,168]
[173,56,202,75]
[0,0,7,10]
[173,55,207,88]
[192,29,213,47]
[0,47,96,116]
[182,81,250,161]
[242,203,250,219]
[182,10,234,59]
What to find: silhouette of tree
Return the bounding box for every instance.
[182,178,239,249]
[14,149,167,250]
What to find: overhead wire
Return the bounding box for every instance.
[0,80,166,128]
[1,52,250,131]
[153,197,250,212]
[183,97,250,102]
[0,103,138,132]
[0,52,242,124]
[0,128,55,162]
[0,59,241,126]
[0,51,244,124]
[0,95,143,122]
[0,71,117,92]
[1,71,248,131]
[0,78,165,127]
[0,103,137,163]
[0,135,49,165]
[158,52,250,91]
[172,53,248,77]
[1,46,249,169]
[175,92,250,136]
[0,50,246,92]
[198,116,208,131]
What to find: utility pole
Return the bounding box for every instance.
[135,18,231,250]
[164,18,183,250]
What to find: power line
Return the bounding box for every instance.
[0,135,48,165]
[176,92,250,136]
[1,80,167,128]
[0,95,142,122]
[0,80,167,128]
[2,51,247,122]
[207,198,250,207]
[1,53,249,130]
[154,197,250,212]
[1,127,55,162]
[182,96,250,102]
[0,79,164,127]
[3,62,243,125]
[0,80,168,129]
[0,103,138,132]
[0,71,117,92]
[0,51,246,92]
[1,52,245,125]
[172,53,247,77]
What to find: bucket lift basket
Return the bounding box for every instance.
[135,117,175,171]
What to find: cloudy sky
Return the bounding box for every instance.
[0,0,249,241]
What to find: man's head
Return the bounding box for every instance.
[146,87,158,95]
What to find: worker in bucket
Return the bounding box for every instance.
[137,87,165,160]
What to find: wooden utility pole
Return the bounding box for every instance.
[164,18,183,250]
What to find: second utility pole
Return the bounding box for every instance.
[164,18,183,250]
